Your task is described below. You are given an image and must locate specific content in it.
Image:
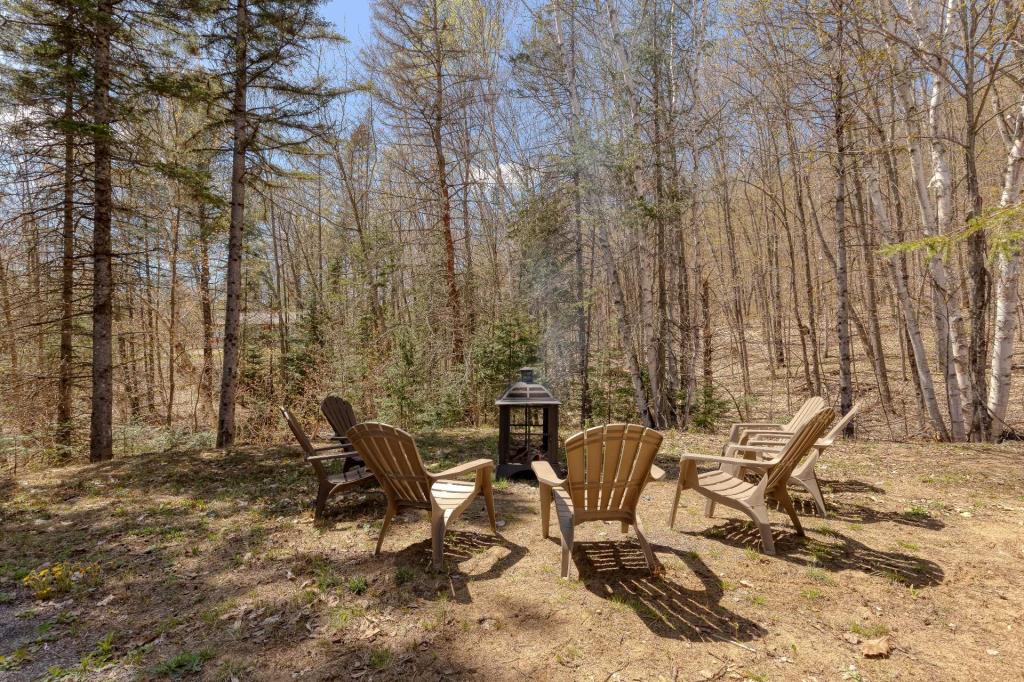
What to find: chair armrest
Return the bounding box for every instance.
[744,437,787,448]
[307,451,352,462]
[649,464,666,481]
[680,451,773,469]
[729,422,782,441]
[531,461,565,487]
[723,443,786,459]
[431,458,494,480]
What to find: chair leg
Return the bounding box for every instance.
[796,472,827,517]
[704,499,717,519]
[777,489,805,536]
[621,521,629,534]
[375,502,397,556]
[481,473,498,533]
[748,501,775,555]
[314,483,331,520]
[560,534,572,579]
[669,477,683,529]
[539,484,552,539]
[431,512,447,570]
[633,515,661,577]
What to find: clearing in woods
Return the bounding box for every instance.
[1,430,1022,681]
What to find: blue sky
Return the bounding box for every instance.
[323,1,373,49]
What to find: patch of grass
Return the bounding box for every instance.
[315,564,344,592]
[556,644,582,667]
[850,622,889,638]
[896,540,920,551]
[368,647,392,670]
[0,647,30,671]
[0,561,30,581]
[395,566,415,585]
[904,505,931,519]
[847,523,864,531]
[22,561,102,600]
[743,546,761,562]
[201,598,238,626]
[806,568,836,585]
[747,594,767,606]
[328,606,363,631]
[346,576,369,595]
[0,591,14,604]
[493,478,511,491]
[155,615,184,636]
[153,649,215,677]
[81,632,117,668]
[801,587,823,600]
[805,540,838,564]
[814,524,841,537]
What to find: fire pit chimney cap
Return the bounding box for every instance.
[495,367,560,406]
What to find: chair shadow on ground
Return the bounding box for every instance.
[391,530,528,604]
[573,540,766,643]
[688,520,944,588]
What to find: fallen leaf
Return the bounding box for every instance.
[843,633,860,645]
[861,636,891,658]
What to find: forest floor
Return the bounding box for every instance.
[1,429,1023,681]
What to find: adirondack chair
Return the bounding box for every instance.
[726,396,826,448]
[346,422,497,569]
[320,396,364,471]
[669,408,835,554]
[745,402,861,516]
[280,407,376,519]
[532,424,665,579]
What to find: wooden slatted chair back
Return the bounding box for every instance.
[321,396,358,437]
[281,407,315,459]
[823,402,861,441]
[766,408,834,492]
[347,422,432,505]
[784,396,827,431]
[563,424,663,518]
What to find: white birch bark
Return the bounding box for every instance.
[866,161,951,440]
[987,94,1024,430]
[888,0,968,436]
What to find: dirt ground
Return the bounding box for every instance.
[1,428,1023,681]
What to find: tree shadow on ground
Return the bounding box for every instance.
[688,520,944,588]
[820,478,885,495]
[820,499,946,530]
[575,541,766,643]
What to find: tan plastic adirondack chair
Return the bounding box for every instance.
[669,408,835,554]
[280,407,376,519]
[320,396,364,470]
[726,396,826,448]
[346,422,497,569]
[532,424,665,579]
[746,402,861,516]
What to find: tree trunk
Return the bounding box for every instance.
[89,0,114,462]
[216,0,249,448]
[987,95,1024,434]
[866,162,950,440]
[57,85,75,445]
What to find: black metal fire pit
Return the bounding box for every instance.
[495,367,560,479]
